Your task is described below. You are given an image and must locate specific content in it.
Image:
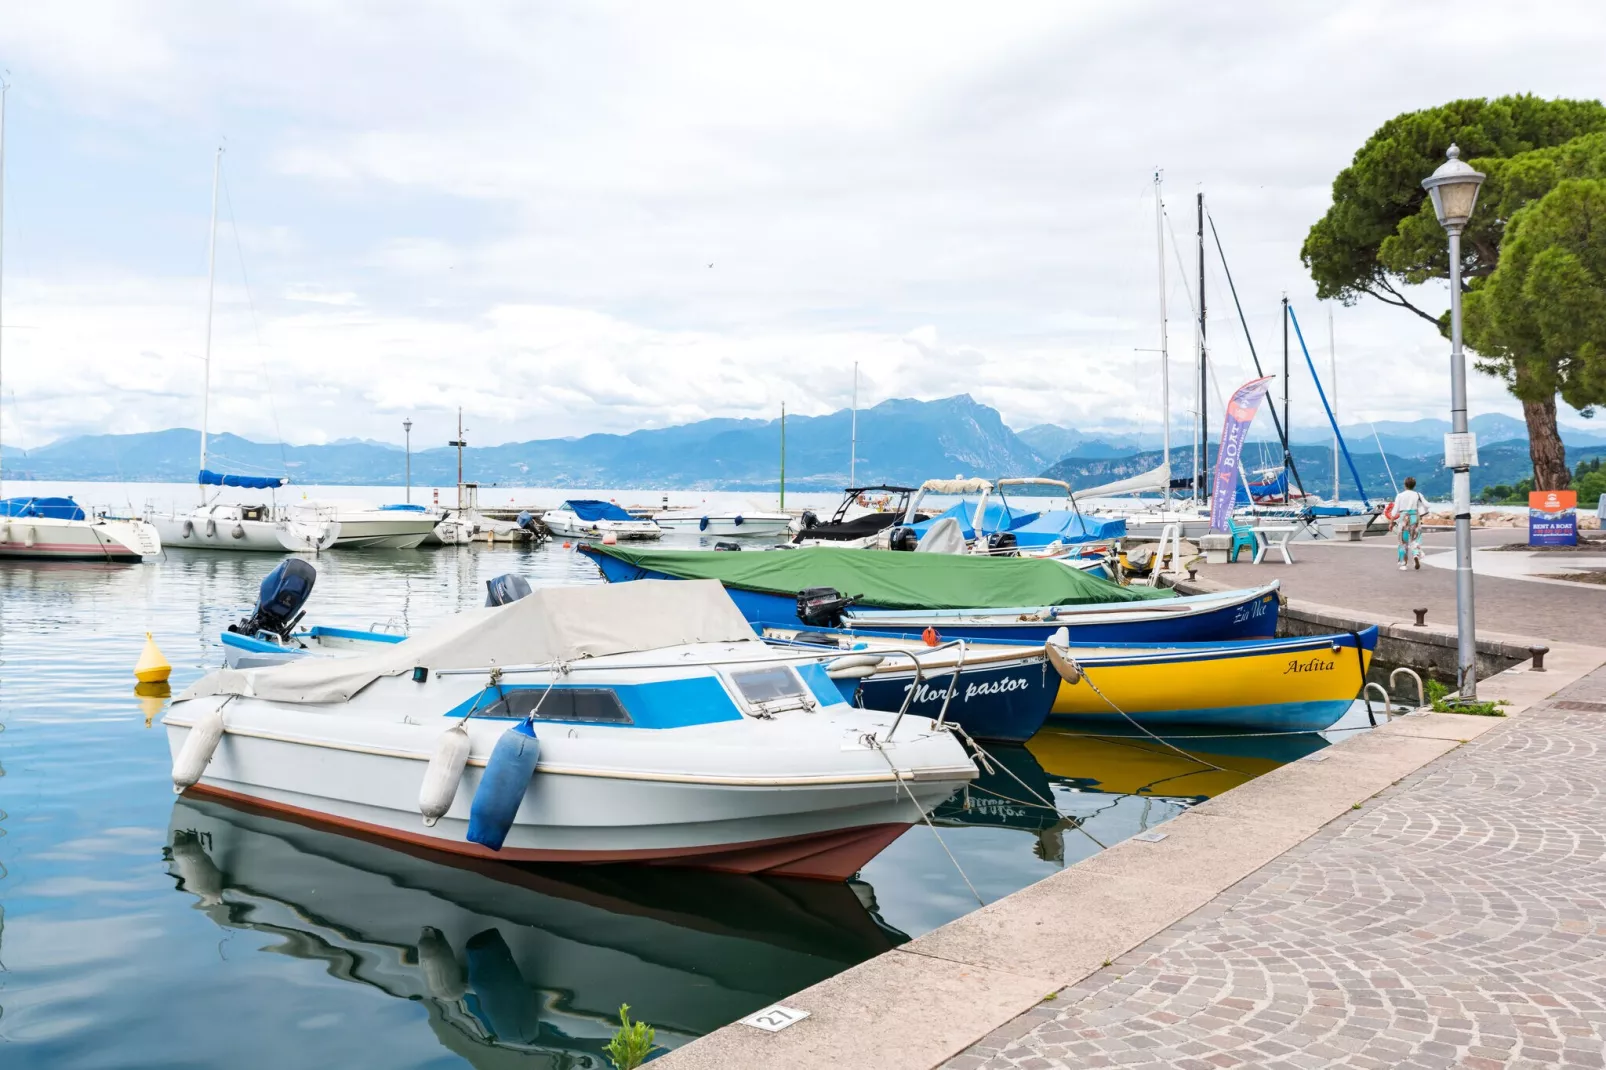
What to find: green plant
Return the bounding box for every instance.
[606,1004,656,1070]
[1425,676,1507,716]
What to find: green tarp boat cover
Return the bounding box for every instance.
[585,545,1174,610]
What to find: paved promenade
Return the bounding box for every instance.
[945,668,1606,1070]
[1188,529,1606,647]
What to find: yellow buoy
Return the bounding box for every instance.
[135,632,172,684]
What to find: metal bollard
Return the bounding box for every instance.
[1529,645,1549,672]
[1187,567,1198,581]
[1412,607,1428,627]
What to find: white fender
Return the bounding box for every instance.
[825,653,885,671]
[24,526,36,548]
[417,926,467,1000]
[169,836,226,905]
[231,523,246,539]
[172,706,227,792]
[0,521,10,543]
[826,663,882,680]
[205,518,217,537]
[182,519,195,538]
[418,724,472,826]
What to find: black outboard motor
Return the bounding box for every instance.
[713,540,742,551]
[800,510,819,530]
[485,573,534,607]
[887,525,919,551]
[985,531,1019,556]
[516,511,547,542]
[229,559,317,640]
[796,586,858,628]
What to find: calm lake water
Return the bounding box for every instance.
[0,535,1372,1068]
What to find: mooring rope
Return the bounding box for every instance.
[1057,648,1231,774]
[870,740,985,907]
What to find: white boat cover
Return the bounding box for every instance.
[916,477,993,495]
[1071,461,1171,501]
[915,516,967,554]
[178,579,759,705]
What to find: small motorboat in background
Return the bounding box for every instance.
[1,496,162,561]
[169,580,976,880]
[291,500,443,549]
[542,499,662,541]
[652,508,793,537]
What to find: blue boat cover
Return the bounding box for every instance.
[199,469,288,490]
[1008,510,1125,546]
[0,496,86,520]
[562,499,636,522]
[910,501,1039,540]
[379,503,430,512]
[1234,469,1289,506]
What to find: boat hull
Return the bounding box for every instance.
[653,515,793,537]
[164,710,969,881]
[153,514,296,552]
[1049,628,1377,732]
[544,515,662,540]
[855,653,1055,744]
[0,515,159,561]
[328,518,437,549]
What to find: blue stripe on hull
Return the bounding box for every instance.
[1049,698,1351,734]
[856,661,1056,744]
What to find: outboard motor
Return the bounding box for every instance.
[228,559,317,640]
[796,586,858,628]
[516,511,547,542]
[485,573,534,607]
[713,540,742,551]
[985,531,1019,556]
[800,510,819,530]
[887,525,919,551]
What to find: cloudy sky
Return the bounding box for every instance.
[2,0,1604,451]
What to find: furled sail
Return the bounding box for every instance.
[198,470,289,490]
[1070,461,1170,500]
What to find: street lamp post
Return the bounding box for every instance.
[403,418,413,503]
[1422,144,1486,699]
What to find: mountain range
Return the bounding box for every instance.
[7,394,1602,495]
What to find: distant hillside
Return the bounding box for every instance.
[5,394,1048,491]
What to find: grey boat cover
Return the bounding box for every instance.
[915,516,967,554]
[179,579,758,705]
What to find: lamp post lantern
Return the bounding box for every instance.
[403,418,413,503]
[1422,144,1486,699]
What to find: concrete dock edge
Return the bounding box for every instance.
[654,645,1606,1070]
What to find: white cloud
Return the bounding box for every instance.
[2,0,1604,454]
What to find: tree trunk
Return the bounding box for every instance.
[1523,395,1570,490]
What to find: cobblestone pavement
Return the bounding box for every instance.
[943,671,1606,1070]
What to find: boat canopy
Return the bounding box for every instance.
[0,496,86,520]
[562,499,637,522]
[585,545,1173,610]
[199,469,288,490]
[178,579,759,705]
[1008,511,1126,546]
[379,503,431,512]
[910,500,1039,541]
[1071,461,1171,500]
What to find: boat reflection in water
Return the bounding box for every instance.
[931,726,1332,861]
[164,796,907,1066]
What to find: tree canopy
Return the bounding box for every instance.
[1302,95,1606,489]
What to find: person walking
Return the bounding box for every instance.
[1391,476,1430,570]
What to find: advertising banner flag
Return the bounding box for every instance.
[1209,376,1274,533]
[1528,490,1577,546]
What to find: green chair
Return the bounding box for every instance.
[1227,518,1260,563]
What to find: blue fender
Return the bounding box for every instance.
[699,516,709,531]
[734,515,744,526]
[466,721,540,851]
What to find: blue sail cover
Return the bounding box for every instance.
[562,499,636,522]
[1009,510,1125,547]
[0,496,87,520]
[1234,470,1290,506]
[910,501,1039,541]
[199,469,288,490]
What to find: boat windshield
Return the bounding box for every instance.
[480,687,633,724]
[829,486,915,524]
[728,666,814,714]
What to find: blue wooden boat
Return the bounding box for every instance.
[763,627,1056,744]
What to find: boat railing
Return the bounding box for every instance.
[1389,666,1427,710]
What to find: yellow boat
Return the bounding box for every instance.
[1043,626,1377,732]
[1026,728,1321,800]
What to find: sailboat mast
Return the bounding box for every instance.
[1329,305,1339,503]
[1282,294,1290,488]
[779,401,787,510]
[1196,191,1207,502]
[850,363,858,487]
[455,408,464,511]
[198,147,222,499]
[1154,169,1169,506]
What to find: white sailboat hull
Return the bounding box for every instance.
[0,515,161,561]
[652,512,794,537]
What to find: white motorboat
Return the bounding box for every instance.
[153,501,339,553]
[166,580,975,880]
[652,508,793,537]
[0,496,161,562]
[293,500,443,550]
[542,499,661,541]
